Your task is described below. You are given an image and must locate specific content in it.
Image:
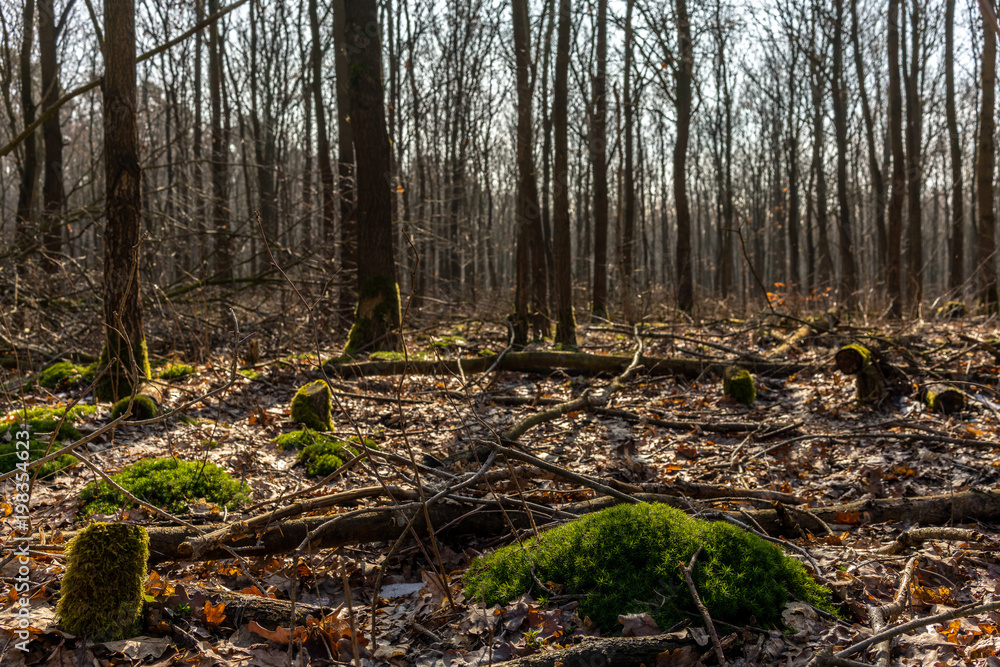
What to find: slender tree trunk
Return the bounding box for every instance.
[208,0,231,280]
[945,0,964,293]
[852,0,887,285]
[832,0,858,303]
[334,0,357,323]
[343,0,402,354]
[552,0,576,346]
[977,0,999,308]
[621,0,636,321]
[16,0,37,274]
[903,0,923,309]
[674,0,694,312]
[887,0,905,316]
[98,0,150,402]
[193,0,206,270]
[590,0,609,319]
[38,0,63,274]
[787,64,801,291]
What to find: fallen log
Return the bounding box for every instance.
[46,488,998,565]
[323,351,809,380]
[494,633,693,667]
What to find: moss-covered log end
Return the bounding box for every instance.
[290,380,333,431]
[835,344,871,375]
[935,301,967,319]
[94,337,151,402]
[723,367,756,406]
[344,276,402,355]
[57,523,149,641]
[924,384,967,414]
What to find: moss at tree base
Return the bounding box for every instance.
[110,394,160,421]
[57,523,149,642]
[94,336,152,402]
[464,503,833,632]
[344,276,402,355]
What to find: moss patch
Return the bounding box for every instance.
[344,275,402,355]
[109,394,159,421]
[290,380,333,431]
[297,432,377,477]
[0,405,96,478]
[156,364,194,380]
[57,522,148,641]
[464,503,833,631]
[36,361,96,391]
[80,457,249,516]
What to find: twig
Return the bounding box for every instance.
[679,546,728,667]
[868,556,917,667]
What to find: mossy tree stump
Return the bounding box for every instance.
[290,380,333,431]
[722,366,755,406]
[835,344,883,405]
[923,384,966,414]
[57,523,149,641]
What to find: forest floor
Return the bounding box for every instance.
[1,304,1000,666]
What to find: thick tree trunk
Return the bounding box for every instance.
[98,0,150,402]
[38,0,63,275]
[674,0,694,312]
[343,0,402,354]
[552,0,576,346]
[887,0,906,316]
[903,0,924,309]
[590,0,609,320]
[977,1,999,308]
[945,0,964,293]
[15,0,37,275]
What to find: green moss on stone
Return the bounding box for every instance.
[109,394,159,421]
[290,380,333,431]
[722,367,756,406]
[95,337,152,403]
[80,457,249,516]
[57,522,148,641]
[344,276,402,355]
[464,503,833,632]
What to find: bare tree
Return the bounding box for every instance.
[887,0,906,316]
[552,0,575,346]
[38,0,63,274]
[977,0,998,308]
[945,0,964,293]
[590,0,609,319]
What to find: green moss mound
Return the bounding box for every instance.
[0,405,96,477]
[80,457,249,516]
[109,395,159,421]
[298,435,377,477]
[57,522,148,641]
[290,380,333,431]
[464,503,833,631]
[723,367,756,406]
[36,361,95,391]
[156,364,194,380]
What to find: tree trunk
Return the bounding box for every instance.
[903,0,923,310]
[16,0,37,274]
[552,0,576,346]
[887,0,905,316]
[674,0,694,313]
[620,0,636,322]
[832,0,857,304]
[98,0,150,402]
[945,0,964,293]
[342,0,402,354]
[590,0,609,320]
[333,0,357,324]
[977,0,999,308]
[193,0,206,270]
[208,0,231,280]
[810,38,834,288]
[38,0,63,275]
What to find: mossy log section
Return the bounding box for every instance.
[290,380,333,431]
[324,351,808,380]
[835,344,883,404]
[722,366,755,405]
[924,384,966,414]
[109,382,165,420]
[835,344,871,375]
[61,488,1000,565]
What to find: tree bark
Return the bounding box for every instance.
[903,0,924,309]
[38,0,64,275]
[590,0,609,320]
[342,0,402,354]
[887,0,906,316]
[945,0,964,293]
[977,1,999,309]
[552,0,576,346]
[208,0,231,280]
[334,0,359,324]
[98,0,150,402]
[832,0,858,304]
[674,0,694,313]
[15,0,37,275]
